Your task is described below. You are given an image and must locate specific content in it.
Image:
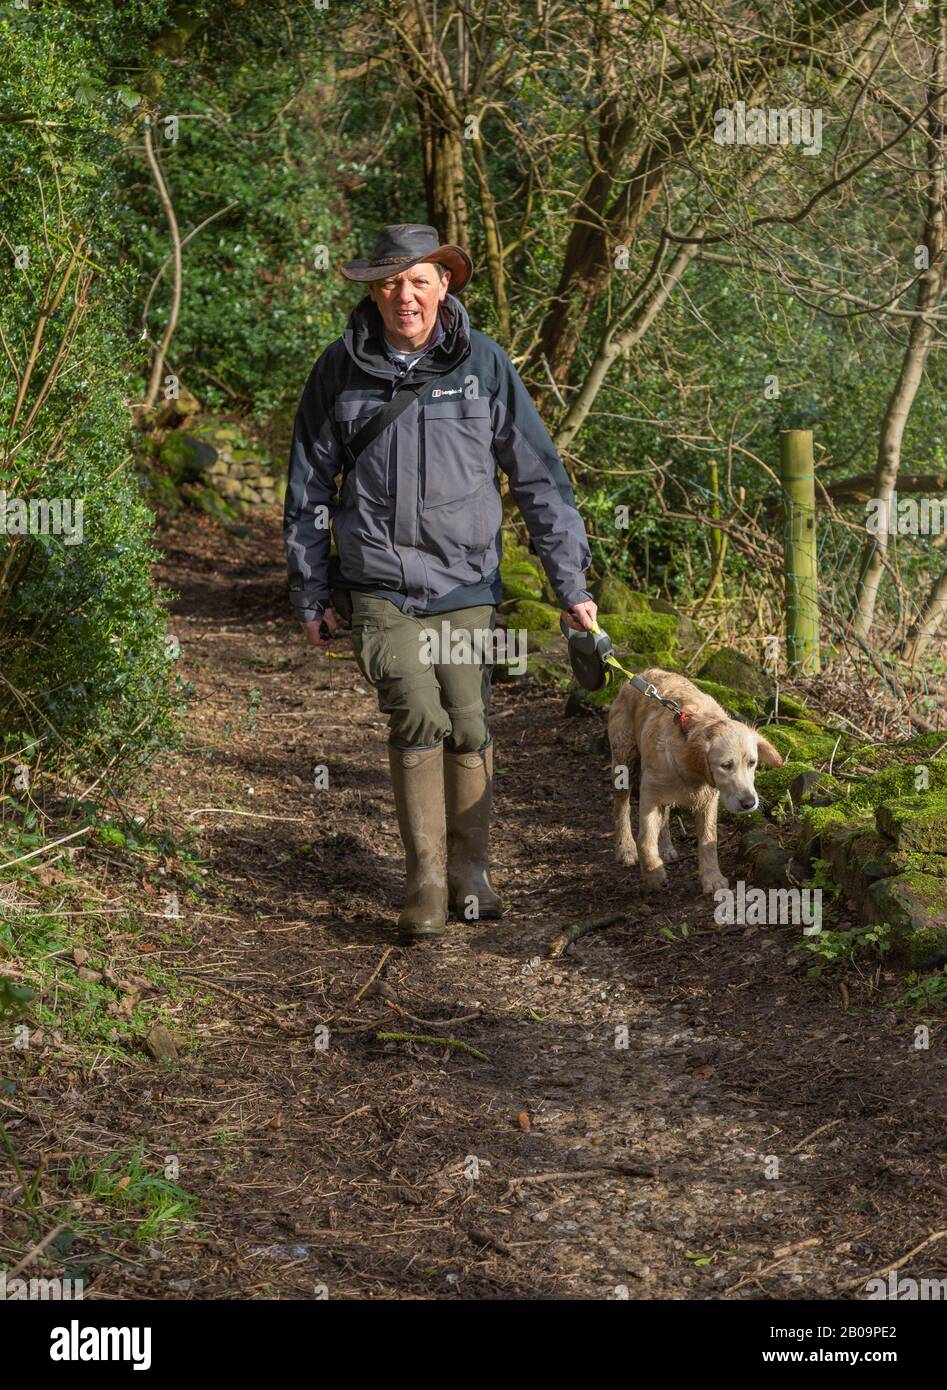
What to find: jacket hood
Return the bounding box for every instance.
[343,292,472,381]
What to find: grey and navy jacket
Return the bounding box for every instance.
[284,292,593,622]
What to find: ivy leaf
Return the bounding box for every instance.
[0,978,35,1021]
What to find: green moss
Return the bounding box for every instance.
[755,762,818,805]
[881,848,947,879]
[799,804,870,855]
[764,691,810,720]
[508,599,560,633]
[876,788,947,852]
[500,578,544,606]
[765,723,840,762]
[866,871,947,966]
[599,610,679,658]
[591,577,650,613]
[143,468,183,516]
[500,558,544,594]
[697,646,772,697]
[839,731,947,771]
[689,678,763,721]
[525,655,574,691]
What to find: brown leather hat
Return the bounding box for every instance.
[340,223,472,292]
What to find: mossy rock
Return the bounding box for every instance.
[153,386,201,429]
[837,731,947,772]
[765,723,842,763]
[598,610,679,660]
[501,559,544,595]
[737,824,795,888]
[798,804,870,859]
[876,791,947,853]
[698,647,772,698]
[191,420,243,444]
[880,848,947,880]
[755,761,819,807]
[508,598,560,634]
[159,432,218,485]
[500,558,546,608]
[181,483,238,522]
[844,761,947,818]
[763,691,811,721]
[500,580,541,607]
[820,823,893,912]
[143,468,184,516]
[591,577,651,614]
[501,542,557,604]
[231,447,269,466]
[690,678,763,721]
[593,587,702,653]
[865,872,947,967]
[527,654,575,692]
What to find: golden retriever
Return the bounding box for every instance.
[607,669,783,895]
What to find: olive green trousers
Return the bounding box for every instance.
[350,593,496,752]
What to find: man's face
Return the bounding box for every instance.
[369,262,449,351]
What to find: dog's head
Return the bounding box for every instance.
[684,717,783,813]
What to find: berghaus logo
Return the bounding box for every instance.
[430,387,462,398]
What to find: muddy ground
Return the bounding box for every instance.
[3,510,946,1301]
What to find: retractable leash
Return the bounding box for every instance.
[560,611,691,731]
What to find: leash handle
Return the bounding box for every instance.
[563,611,687,723]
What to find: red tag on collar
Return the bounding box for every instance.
[675,709,689,732]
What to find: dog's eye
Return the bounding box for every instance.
[720,761,735,771]
[748,759,757,769]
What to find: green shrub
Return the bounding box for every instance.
[0,1,181,786]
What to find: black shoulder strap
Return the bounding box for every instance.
[339,379,427,492]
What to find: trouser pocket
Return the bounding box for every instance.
[350,596,393,686]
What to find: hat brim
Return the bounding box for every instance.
[340,245,472,293]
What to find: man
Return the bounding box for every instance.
[284,224,597,944]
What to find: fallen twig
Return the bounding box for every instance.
[504,1161,658,1191]
[347,947,394,1009]
[841,1228,947,1291]
[7,1222,68,1281]
[0,825,91,872]
[375,1031,487,1061]
[383,998,483,1029]
[789,1118,843,1154]
[179,973,305,1034]
[548,911,628,958]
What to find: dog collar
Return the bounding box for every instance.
[675,709,690,733]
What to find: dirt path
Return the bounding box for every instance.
[45,511,945,1300]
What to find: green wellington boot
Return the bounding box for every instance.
[444,742,503,921]
[388,743,449,943]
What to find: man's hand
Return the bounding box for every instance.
[561,600,598,632]
[301,607,338,648]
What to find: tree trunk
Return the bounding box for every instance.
[900,566,947,663]
[851,9,946,641]
[396,4,469,250]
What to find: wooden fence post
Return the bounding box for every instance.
[780,429,821,675]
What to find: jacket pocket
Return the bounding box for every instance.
[421,397,493,507]
[334,397,390,502]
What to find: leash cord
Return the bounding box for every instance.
[584,618,686,721]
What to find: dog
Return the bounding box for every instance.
[607,669,783,895]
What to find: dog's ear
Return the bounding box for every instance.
[680,718,715,783]
[756,733,783,768]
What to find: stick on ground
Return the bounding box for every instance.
[375,1031,488,1061]
[548,911,628,958]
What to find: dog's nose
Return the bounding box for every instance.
[740,796,758,811]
